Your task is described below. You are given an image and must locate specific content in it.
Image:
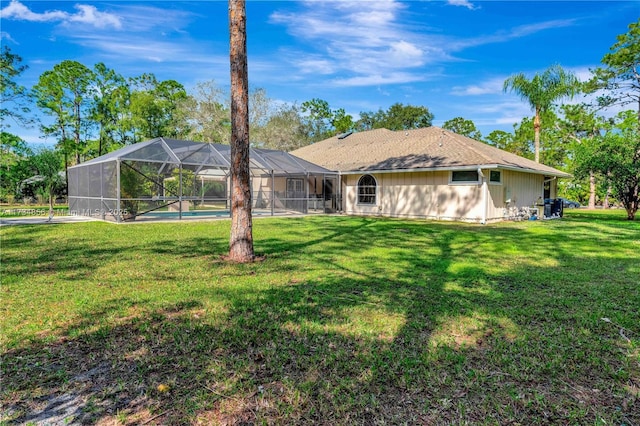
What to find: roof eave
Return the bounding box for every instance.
[338,164,571,178]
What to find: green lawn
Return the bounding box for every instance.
[1,211,638,425]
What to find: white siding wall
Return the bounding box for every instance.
[343,169,558,223]
[487,170,555,220]
[343,171,484,222]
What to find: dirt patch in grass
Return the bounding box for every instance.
[4,305,638,425]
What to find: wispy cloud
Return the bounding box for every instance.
[450,77,506,96]
[0,31,17,43]
[509,19,578,38]
[269,1,450,87]
[0,0,217,77]
[0,0,122,29]
[269,2,581,89]
[447,0,479,11]
[105,4,194,34]
[451,19,578,50]
[68,32,230,73]
[332,72,430,87]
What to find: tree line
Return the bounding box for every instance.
[1,18,638,219]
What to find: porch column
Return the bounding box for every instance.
[271,170,274,216]
[305,172,309,214]
[322,174,326,213]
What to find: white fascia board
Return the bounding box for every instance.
[338,164,571,178]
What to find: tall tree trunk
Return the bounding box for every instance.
[588,171,596,209]
[603,180,612,209]
[533,107,541,163]
[48,185,54,216]
[60,127,69,201]
[75,101,82,165]
[228,0,254,262]
[98,126,104,157]
[63,151,69,196]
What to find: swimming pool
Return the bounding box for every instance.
[145,210,231,218]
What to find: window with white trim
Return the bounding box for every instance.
[357,174,377,204]
[286,178,304,193]
[450,170,479,184]
[489,170,502,184]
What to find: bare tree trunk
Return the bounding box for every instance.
[49,186,54,217]
[63,150,69,197]
[75,101,82,165]
[589,172,596,210]
[60,127,69,201]
[228,0,254,262]
[588,171,596,209]
[98,127,104,157]
[533,107,541,163]
[603,181,612,209]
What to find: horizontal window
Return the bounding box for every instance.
[451,170,479,183]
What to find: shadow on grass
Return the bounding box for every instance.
[564,208,639,224]
[0,225,229,281]
[2,216,638,424]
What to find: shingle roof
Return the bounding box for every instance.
[291,127,570,177]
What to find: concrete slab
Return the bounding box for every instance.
[0,215,99,226]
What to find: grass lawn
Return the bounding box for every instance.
[1,210,638,425]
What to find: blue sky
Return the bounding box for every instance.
[1,0,637,146]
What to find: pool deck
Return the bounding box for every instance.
[1,211,320,226]
[0,215,100,226]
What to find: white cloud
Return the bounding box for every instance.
[269,1,441,87]
[106,5,193,33]
[70,33,228,68]
[450,19,578,50]
[0,31,17,43]
[377,87,391,97]
[268,1,581,89]
[509,19,578,38]
[447,0,479,11]
[389,40,424,64]
[0,0,122,29]
[66,4,121,29]
[294,57,336,75]
[565,66,594,83]
[0,1,67,22]
[451,77,506,96]
[332,72,428,87]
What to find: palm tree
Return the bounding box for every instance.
[504,64,580,163]
[31,148,63,217]
[228,0,254,262]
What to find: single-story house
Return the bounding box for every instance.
[291,127,571,223]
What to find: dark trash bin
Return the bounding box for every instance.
[552,198,564,217]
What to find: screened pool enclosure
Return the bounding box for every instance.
[68,138,338,222]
